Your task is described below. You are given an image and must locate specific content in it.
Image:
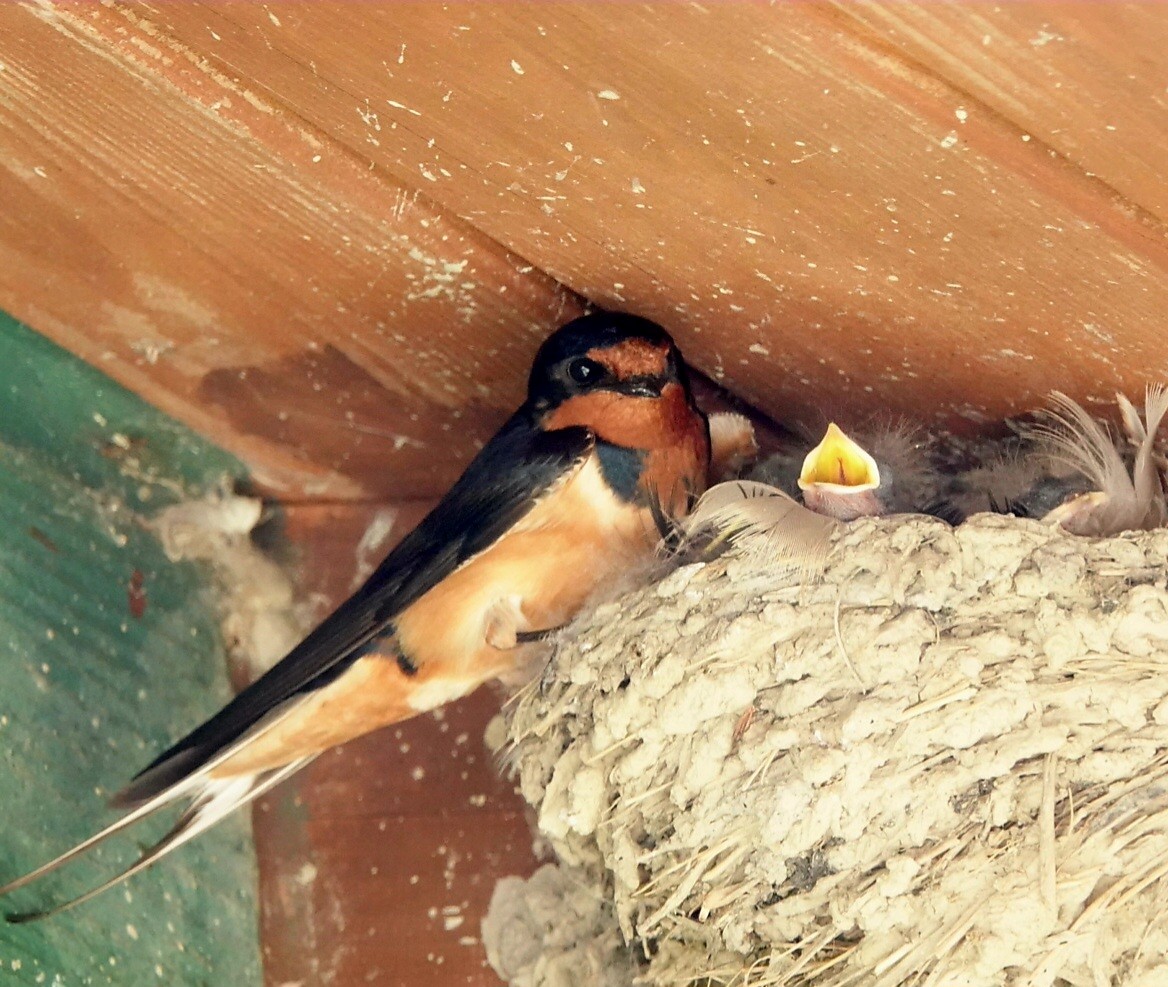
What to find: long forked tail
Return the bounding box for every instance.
[1,757,312,923]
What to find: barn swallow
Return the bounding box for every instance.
[755,421,963,523]
[0,311,711,921]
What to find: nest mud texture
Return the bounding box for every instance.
[485,514,1168,987]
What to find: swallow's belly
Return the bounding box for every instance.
[394,455,658,701]
[211,458,660,776]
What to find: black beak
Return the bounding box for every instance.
[620,376,665,398]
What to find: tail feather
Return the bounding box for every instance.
[5,758,312,923]
[0,771,203,900]
[0,694,310,918]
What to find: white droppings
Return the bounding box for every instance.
[386,98,422,117]
[596,89,621,100]
[511,59,524,75]
[1029,27,1063,46]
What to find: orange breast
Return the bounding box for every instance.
[394,454,658,680]
[213,454,662,777]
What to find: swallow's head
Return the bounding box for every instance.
[529,313,709,498]
[527,311,690,411]
[797,422,884,520]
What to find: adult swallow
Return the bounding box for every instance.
[0,311,711,921]
[755,421,963,523]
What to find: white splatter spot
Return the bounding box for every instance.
[597,89,621,100]
[386,98,422,117]
[940,132,959,149]
[1030,28,1063,46]
[630,177,646,194]
[511,59,524,75]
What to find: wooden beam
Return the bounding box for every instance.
[121,1,1168,430]
[0,2,580,501]
[4,1,1168,493]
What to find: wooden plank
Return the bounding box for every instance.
[0,2,580,502]
[0,314,261,985]
[7,0,1168,492]
[838,2,1168,221]
[117,1,1168,430]
[253,501,535,987]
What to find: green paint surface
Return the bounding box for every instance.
[0,314,262,984]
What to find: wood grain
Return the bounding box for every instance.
[118,1,1168,431]
[4,3,1168,506]
[839,2,1168,220]
[0,2,579,501]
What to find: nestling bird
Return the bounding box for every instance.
[0,311,712,921]
[967,387,1168,536]
[753,420,962,523]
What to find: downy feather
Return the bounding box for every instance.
[1028,388,1168,535]
[683,480,839,572]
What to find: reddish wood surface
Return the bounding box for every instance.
[4,3,1168,505]
[253,502,537,987]
[0,2,579,501]
[5,6,1168,982]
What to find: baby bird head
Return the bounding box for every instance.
[797,422,883,520]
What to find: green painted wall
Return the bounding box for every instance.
[0,315,262,985]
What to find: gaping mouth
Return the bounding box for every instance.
[797,423,881,492]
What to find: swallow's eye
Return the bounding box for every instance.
[567,357,606,386]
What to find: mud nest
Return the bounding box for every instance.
[483,514,1168,986]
